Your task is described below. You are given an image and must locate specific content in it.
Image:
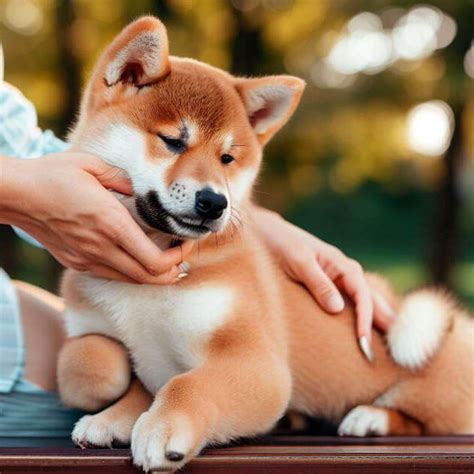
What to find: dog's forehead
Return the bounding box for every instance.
[139,62,246,141]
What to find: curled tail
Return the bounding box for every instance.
[387,288,459,370]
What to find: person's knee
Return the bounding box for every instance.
[58,335,131,411]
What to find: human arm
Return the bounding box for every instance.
[0,152,192,284]
[253,206,395,359]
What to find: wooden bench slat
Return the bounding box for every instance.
[1,436,473,473]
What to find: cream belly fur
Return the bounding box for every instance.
[64,274,233,394]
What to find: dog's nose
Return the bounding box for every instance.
[195,188,228,220]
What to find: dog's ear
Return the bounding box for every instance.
[95,16,170,93]
[235,76,305,145]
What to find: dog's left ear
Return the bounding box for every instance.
[235,76,305,145]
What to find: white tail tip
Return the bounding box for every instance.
[388,289,454,370]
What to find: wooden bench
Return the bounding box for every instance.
[1,436,473,473]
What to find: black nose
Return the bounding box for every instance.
[195,188,228,220]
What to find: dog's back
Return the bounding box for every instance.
[274,258,474,434]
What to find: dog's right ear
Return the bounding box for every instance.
[93,16,169,97]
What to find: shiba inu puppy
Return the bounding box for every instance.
[58,16,474,473]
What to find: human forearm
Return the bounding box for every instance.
[252,203,395,360]
[0,152,194,284]
[0,155,33,226]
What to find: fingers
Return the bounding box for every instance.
[89,261,186,285]
[79,153,133,195]
[94,244,188,285]
[46,233,192,285]
[318,251,374,340]
[85,265,136,283]
[97,167,133,195]
[113,212,194,276]
[320,254,375,361]
[372,289,396,332]
[337,262,374,343]
[301,261,345,313]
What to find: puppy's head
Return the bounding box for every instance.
[71,16,305,239]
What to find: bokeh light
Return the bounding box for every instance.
[464,41,474,79]
[4,0,43,35]
[406,101,454,157]
[313,4,457,89]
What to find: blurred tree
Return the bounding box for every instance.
[428,1,474,285]
[56,0,81,133]
[229,2,263,75]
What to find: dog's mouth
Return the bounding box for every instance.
[135,191,211,239]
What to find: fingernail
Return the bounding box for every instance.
[179,261,191,273]
[327,294,345,312]
[173,272,188,284]
[359,336,374,363]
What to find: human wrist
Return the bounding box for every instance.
[254,206,284,226]
[0,156,35,225]
[253,206,287,248]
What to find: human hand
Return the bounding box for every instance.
[1,152,193,283]
[254,208,395,360]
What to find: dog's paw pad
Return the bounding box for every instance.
[338,405,389,437]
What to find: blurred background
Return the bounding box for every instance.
[1,0,473,308]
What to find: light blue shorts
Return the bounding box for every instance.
[0,269,83,437]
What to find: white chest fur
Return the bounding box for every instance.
[65,276,234,393]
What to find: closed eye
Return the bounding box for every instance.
[158,134,186,154]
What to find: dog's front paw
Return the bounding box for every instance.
[338,405,389,437]
[131,409,200,472]
[73,412,133,448]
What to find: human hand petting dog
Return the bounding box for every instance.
[254,207,396,359]
[0,152,193,284]
[0,148,392,355]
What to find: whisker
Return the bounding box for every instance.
[253,189,271,196]
[231,205,241,214]
[231,212,243,227]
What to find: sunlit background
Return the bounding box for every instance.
[1,0,473,308]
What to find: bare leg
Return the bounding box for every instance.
[73,378,152,448]
[14,281,65,391]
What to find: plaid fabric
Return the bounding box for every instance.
[0,269,23,394]
[0,80,69,247]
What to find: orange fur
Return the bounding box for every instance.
[57,16,474,472]
[58,335,130,411]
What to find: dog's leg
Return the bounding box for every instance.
[338,405,423,437]
[131,355,291,472]
[57,335,131,411]
[73,378,152,448]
